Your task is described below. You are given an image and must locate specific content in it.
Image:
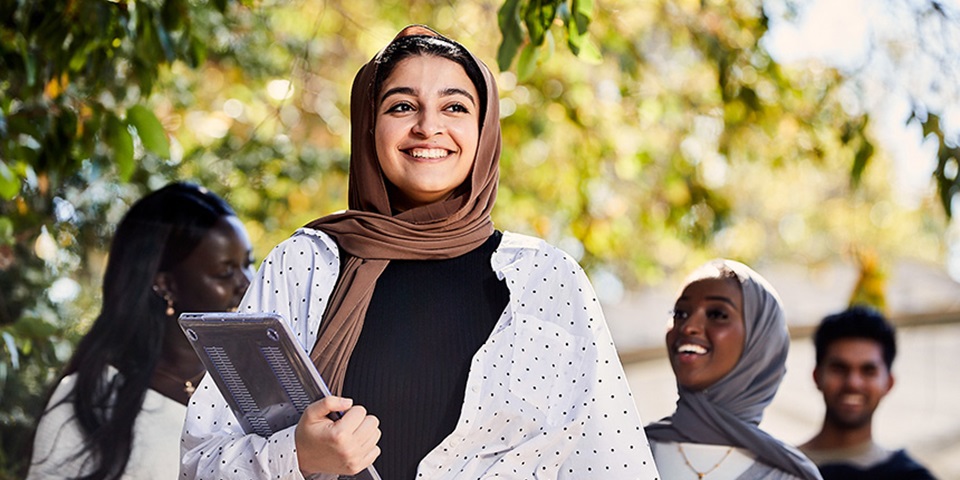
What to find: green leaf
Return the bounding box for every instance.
[68,40,101,72]
[523,0,547,47]
[566,12,583,53]
[0,217,13,244]
[851,140,874,187]
[127,105,170,158]
[575,36,603,65]
[518,0,560,61]
[0,161,20,200]
[542,30,556,64]
[13,316,59,342]
[517,42,541,82]
[22,49,37,88]
[106,114,135,181]
[497,0,524,71]
[2,332,19,369]
[574,0,594,29]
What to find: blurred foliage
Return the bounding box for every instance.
[0,0,954,476]
[497,0,602,79]
[925,113,960,215]
[848,246,888,313]
[769,0,960,215]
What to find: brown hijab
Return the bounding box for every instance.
[304,25,501,394]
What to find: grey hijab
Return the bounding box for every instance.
[645,259,822,480]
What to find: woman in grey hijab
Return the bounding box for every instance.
[645,259,821,479]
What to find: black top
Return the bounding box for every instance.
[342,231,509,479]
[818,449,937,480]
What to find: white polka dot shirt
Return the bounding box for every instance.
[180,229,660,479]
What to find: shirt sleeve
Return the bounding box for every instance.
[535,247,660,478]
[569,325,659,476]
[483,240,660,479]
[179,231,339,480]
[27,375,91,479]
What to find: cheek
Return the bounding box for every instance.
[179,277,232,308]
[456,125,480,154]
[870,377,892,394]
[374,120,400,153]
[374,127,390,159]
[713,327,745,364]
[665,326,677,345]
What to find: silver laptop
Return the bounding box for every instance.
[179,312,381,480]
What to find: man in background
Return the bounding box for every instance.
[799,306,936,479]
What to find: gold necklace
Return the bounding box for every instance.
[677,443,734,479]
[154,366,205,396]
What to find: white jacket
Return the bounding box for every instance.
[180,229,659,479]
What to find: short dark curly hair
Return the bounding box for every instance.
[813,305,897,370]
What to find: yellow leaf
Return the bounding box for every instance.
[44,79,61,99]
[44,73,69,100]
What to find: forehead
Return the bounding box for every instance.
[381,55,474,91]
[823,337,886,366]
[678,277,743,304]
[191,217,247,251]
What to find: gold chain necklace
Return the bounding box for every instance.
[677,443,735,479]
[154,366,205,397]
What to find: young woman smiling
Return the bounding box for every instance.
[645,259,822,480]
[180,26,659,480]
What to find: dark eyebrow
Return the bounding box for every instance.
[705,295,739,309]
[380,86,416,104]
[440,87,475,106]
[379,86,476,106]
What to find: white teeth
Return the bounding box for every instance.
[677,344,707,355]
[408,148,449,159]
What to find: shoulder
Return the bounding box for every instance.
[882,450,936,478]
[272,227,339,255]
[495,231,607,338]
[39,373,80,415]
[495,231,585,278]
[46,368,119,409]
[256,228,340,276]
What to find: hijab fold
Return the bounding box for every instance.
[304,25,501,394]
[645,260,822,480]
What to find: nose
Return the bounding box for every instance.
[680,310,706,335]
[236,266,252,293]
[844,371,865,389]
[412,109,443,137]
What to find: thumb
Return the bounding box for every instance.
[305,395,353,421]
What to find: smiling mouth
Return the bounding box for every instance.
[675,343,709,356]
[404,147,453,159]
[839,394,865,407]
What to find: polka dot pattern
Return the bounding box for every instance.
[180,230,659,479]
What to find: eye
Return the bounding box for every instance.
[670,309,688,323]
[384,101,415,114]
[826,363,848,375]
[706,309,730,321]
[445,102,470,114]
